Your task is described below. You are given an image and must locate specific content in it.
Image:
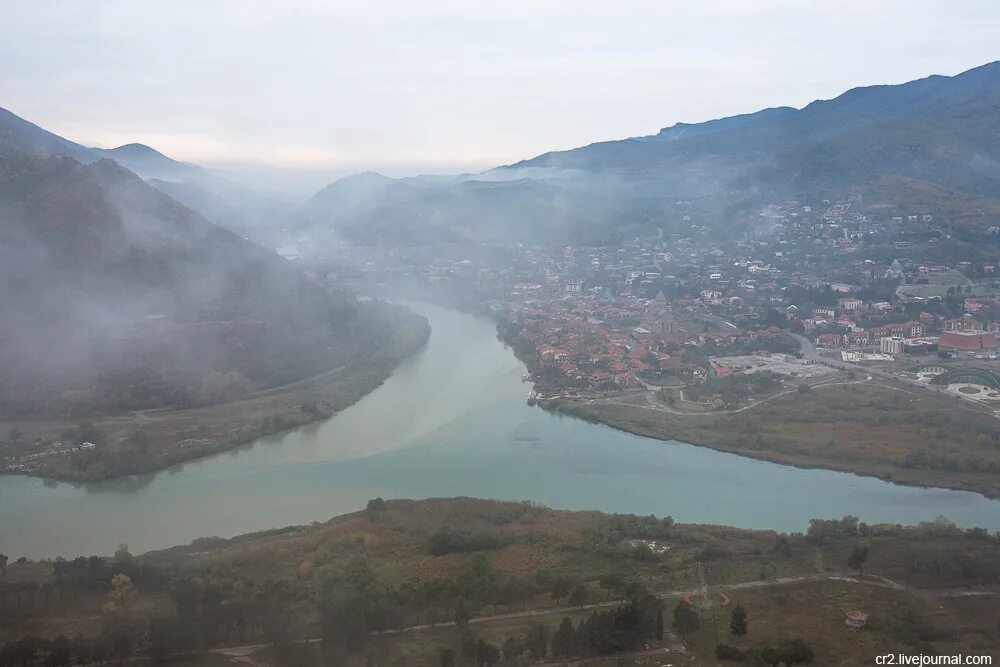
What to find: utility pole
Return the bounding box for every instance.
[697,561,709,658]
[707,565,719,647]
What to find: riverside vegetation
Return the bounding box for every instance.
[0,301,429,481]
[1,498,998,666]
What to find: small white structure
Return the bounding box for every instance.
[880,336,905,355]
[845,611,869,629]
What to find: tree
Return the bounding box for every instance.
[550,617,577,658]
[460,630,477,661]
[45,637,72,667]
[319,586,370,662]
[806,516,859,545]
[656,608,664,641]
[438,648,455,667]
[475,638,499,666]
[454,600,470,629]
[569,583,588,608]
[102,621,136,665]
[0,554,7,576]
[730,604,748,638]
[599,573,624,600]
[550,577,572,606]
[7,428,22,445]
[148,615,200,658]
[525,624,547,659]
[108,574,135,609]
[113,544,133,565]
[344,556,376,591]
[501,636,523,661]
[366,497,387,519]
[848,545,869,577]
[672,601,700,639]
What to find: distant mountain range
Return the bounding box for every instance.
[5,60,1000,252]
[298,61,1000,245]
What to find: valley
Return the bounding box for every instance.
[3,47,1000,666]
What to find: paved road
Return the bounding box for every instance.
[791,333,1000,414]
[92,363,354,429]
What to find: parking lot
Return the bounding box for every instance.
[711,354,836,378]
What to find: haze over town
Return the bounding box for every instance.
[2,3,1000,666]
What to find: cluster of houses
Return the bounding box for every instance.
[318,191,1000,370]
[496,290,789,391]
[805,297,1000,355]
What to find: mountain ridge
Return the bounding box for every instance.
[0,106,290,237]
[0,139,381,417]
[295,61,1000,247]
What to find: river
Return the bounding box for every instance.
[1,301,998,559]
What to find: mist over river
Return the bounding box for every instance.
[1,302,998,559]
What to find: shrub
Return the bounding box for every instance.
[427,528,508,556]
[716,643,745,661]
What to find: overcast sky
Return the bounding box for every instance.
[3,1,999,176]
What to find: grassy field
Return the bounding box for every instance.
[553,379,1000,498]
[684,580,999,665]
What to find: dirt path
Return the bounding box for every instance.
[585,374,867,418]
[208,572,996,657]
[90,363,354,430]
[245,363,351,399]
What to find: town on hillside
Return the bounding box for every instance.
[302,194,1000,410]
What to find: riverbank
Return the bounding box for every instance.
[4,300,998,560]
[545,379,1000,499]
[0,304,430,482]
[494,321,1000,499]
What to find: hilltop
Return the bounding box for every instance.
[0,106,292,238]
[1,498,997,665]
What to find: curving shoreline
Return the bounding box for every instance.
[0,304,430,483]
[2,300,1000,559]
[548,397,1000,500]
[497,321,1000,500]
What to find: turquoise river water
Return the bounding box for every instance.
[1,302,997,558]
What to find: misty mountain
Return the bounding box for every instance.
[0,106,95,164]
[300,61,1000,246]
[298,170,646,245]
[641,106,797,142]
[0,106,202,180]
[147,176,293,242]
[0,106,291,238]
[0,146,388,417]
[91,142,206,182]
[510,61,1000,211]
